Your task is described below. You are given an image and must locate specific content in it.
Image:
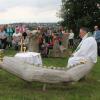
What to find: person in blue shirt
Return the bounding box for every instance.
[5,25,15,48]
[94,25,100,56]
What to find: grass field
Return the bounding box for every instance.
[0,49,100,100]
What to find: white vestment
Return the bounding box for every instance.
[67,34,97,68]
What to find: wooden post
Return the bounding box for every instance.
[0,50,4,62]
[20,38,23,52]
[42,84,47,91]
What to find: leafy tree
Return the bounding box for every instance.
[60,0,100,33]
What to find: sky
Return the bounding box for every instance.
[0,0,61,24]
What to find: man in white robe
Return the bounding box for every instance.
[67,27,97,69]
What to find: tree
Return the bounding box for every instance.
[60,0,100,33]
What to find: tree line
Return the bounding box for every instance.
[60,0,100,33]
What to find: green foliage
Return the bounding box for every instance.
[60,0,100,33]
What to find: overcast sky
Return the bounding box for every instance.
[0,0,61,24]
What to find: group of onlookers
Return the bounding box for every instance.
[0,25,27,50]
[0,24,76,54]
[38,28,67,57]
[0,24,100,57]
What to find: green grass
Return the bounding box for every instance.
[0,49,100,100]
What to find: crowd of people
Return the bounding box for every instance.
[0,25,74,56]
[0,24,100,57]
[0,25,26,50]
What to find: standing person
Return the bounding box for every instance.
[44,29,49,44]
[46,33,54,56]
[57,29,63,46]
[12,29,22,51]
[67,27,97,70]
[62,30,69,49]
[16,25,26,34]
[0,28,7,49]
[94,25,100,56]
[0,26,3,48]
[22,30,27,40]
[38,34,43,53]
[68,29,74,49]
[5,25,14,48]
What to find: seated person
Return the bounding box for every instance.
[67,27,97,69]
[41,33,54,57]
